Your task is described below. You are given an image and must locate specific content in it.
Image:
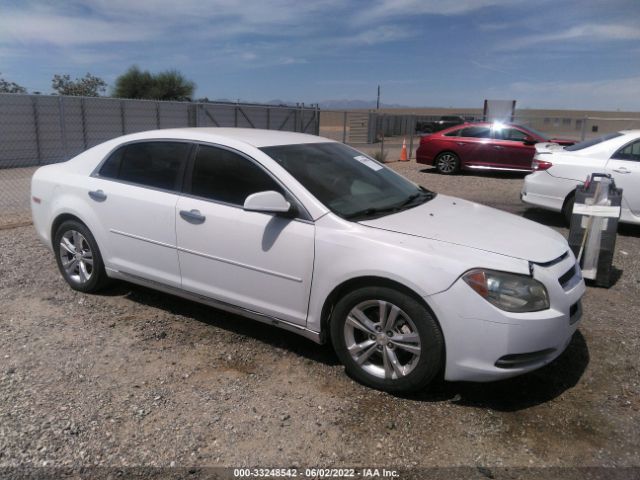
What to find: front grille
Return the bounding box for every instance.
[559,264,578,289]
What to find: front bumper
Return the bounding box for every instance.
[426,251,585,382]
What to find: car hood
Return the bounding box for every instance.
[359,194,568,263]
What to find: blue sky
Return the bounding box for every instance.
[1,0,640,110]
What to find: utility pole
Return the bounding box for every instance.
[376,85,380,110]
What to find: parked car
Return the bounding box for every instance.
[415,115,467,134]
[522,130,640,225]
[31,128,585,393]
[417,122,576,174]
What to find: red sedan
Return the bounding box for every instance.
[416,122,575,174]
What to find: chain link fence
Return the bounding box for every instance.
[1,94,640,226]
[0,94,319,224]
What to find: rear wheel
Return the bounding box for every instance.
[330,287,444,393]
[434,152,460,174]
[54,220,109,293]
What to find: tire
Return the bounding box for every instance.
[330,286,444,393]
[53,220,109,293]
[562,192,575,226]
[434,152,460,175]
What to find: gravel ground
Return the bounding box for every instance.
[1,161,639,478]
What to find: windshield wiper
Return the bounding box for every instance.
[344,190,436,220]
[397,190,435,208]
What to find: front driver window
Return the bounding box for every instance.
[189,145,283,205]
[496,128,528,142]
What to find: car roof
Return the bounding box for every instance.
[117,128,332,148]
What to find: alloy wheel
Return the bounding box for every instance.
[59,230,94,284]
[436,154,458,173]
[343,300,422,380]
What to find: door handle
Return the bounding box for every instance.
[613,168,631,174]
[493,146,504,150]
[456,142,467,146]
[88,189,107,202]
[180,209,206,224]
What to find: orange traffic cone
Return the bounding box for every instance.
[400,137,408,161]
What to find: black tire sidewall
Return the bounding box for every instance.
[563,193,575,226]
[330,286,444,393]
[53,220,107,293]
[435,152,459,174]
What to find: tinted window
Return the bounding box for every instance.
[459,127,491,138]
[612,140,640,162]
[565,132,623,151]
[190,145,282,205]
[495,128,528,141]
[261,142,433,219]
[99,142,190,191]
[444,129,461,137]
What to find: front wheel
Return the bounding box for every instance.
[330,287,444,393]
[54,220,109,293]
[562,192,575,226]
[434,152,460,174]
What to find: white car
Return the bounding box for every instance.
[31,128,585,393]
[522,130,640,224]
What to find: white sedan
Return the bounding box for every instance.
[522,130,640,224]
[31,128,584,392]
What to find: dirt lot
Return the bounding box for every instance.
[1,162,639,478]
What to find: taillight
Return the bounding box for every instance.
[532,159,553,171]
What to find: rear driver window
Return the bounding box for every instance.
[459,127,491,138]
[189,145,283,205]
[99,142,190,191]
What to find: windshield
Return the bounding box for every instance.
[564,132,623,151]
[261,142,434,220]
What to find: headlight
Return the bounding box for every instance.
[462,269,549,313]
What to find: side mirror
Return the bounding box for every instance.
[243,190,292,215]
[523,136,537,146]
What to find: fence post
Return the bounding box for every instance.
[408,116,416,161]
[342,111,347,143]
[120,101,126,134]
[31,96,42,165]
[58,96,68,160]
[195,103,200,127]
[80,97,88,149]
[234,105,238,127]
[156,101,161,129]
[581,116,587,141]
[266,107,271,129]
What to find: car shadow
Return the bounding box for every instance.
[419,167,529,179]
[100,282,588,411]
[521,208,568,229]
[618,223,640,238]
[100,281,341,367]
[397,331,589,412]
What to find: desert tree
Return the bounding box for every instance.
[0,73,27,94]
[51,73,107,96]
[113,66,195,100]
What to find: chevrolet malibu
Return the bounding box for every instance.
[31,128,585,392]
